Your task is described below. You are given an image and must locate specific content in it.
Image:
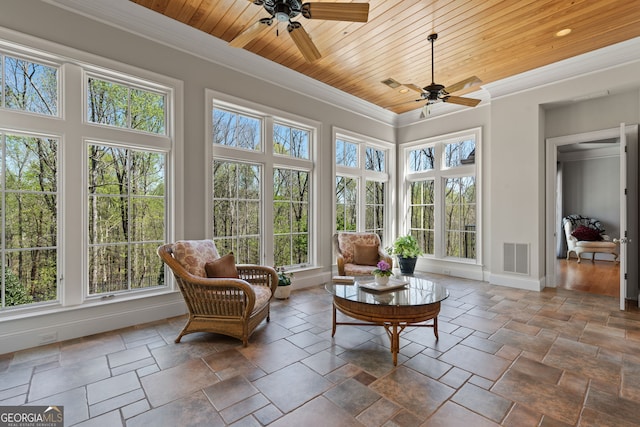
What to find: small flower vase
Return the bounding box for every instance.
[374,275,390,286]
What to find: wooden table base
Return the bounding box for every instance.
[331,297,441,365]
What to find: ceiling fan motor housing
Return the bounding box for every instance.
[264,0,302,21]
[422,83,445,100]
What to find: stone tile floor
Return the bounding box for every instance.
[2,274,640,426]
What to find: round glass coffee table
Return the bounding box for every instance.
[326,275,449,365]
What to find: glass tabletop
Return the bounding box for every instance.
[326,275,449,306]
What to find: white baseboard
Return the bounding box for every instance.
[0,270,334,355]
[290,270,332,290]
[0,293,187,354]
[489,273,545,291]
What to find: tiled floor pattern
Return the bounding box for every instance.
[2,274,640,426]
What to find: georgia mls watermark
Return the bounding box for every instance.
[0,406,63,427]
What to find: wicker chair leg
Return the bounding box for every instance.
[175,320,191,343]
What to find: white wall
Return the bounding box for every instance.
[562,155,620,250]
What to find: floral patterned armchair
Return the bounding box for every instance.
[334,232,393,276]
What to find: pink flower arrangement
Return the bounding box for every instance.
[372,260,393,277]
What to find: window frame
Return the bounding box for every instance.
[206,90,318,270]
[84,140,169,299]
[0,129,61,310]
[0,32,182,318]
[402,127,482,265]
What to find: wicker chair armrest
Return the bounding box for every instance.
[236,264,279,295]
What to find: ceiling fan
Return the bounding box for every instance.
[229,0,370,62]
[385,33,482,116]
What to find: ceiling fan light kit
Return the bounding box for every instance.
[385,33,483,116]
[230,0,370,62]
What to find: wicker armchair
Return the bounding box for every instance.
[157,240,278,346]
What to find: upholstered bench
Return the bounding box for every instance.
[562,215,618,263]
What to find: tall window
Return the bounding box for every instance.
[404,129,480,262]
[335,176,357,232]
[273,122,310,267]
[210,96,315,269]
[0,39,177,314]
[1,53,60,310]
[212,160,262,263]
[87,145,166,295]
[334,133,391,242]
[274,168,309,267]
[365,146,386,236]
[1,133,58,308]
[85,73,170,297]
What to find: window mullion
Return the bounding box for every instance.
[263,117,274,266]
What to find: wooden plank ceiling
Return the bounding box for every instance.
[130,0,640,114]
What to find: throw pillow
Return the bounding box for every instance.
[353,243,380,266]
[571,225,603,242]
[205,252,239,278]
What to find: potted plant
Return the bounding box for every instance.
[387,235,424,275]
[372,260,393,285]
[274,267,293,299]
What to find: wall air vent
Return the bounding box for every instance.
[503,243,529,275]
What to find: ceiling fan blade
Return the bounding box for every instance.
[229,19,272,48]
[443,96,481,107]
[287,22,322,62]
[443,76,482,94]
[301,2,369,22]
[404,83,424,94]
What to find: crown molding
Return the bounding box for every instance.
[41,0,396,126]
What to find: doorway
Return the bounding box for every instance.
[556,139,620,298]
[546,125,639,308]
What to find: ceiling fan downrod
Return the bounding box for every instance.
[428,33,437,85]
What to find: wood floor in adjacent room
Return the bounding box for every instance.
[556,258,619,297]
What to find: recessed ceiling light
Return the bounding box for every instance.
[399,88,409,94]
[555,28,572,37]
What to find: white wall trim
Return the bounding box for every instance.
[1,294,187,354]
[489,273,545,291]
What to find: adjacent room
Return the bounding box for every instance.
[1,0,640,425]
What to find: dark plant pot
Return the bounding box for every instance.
[397,256,418,275]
